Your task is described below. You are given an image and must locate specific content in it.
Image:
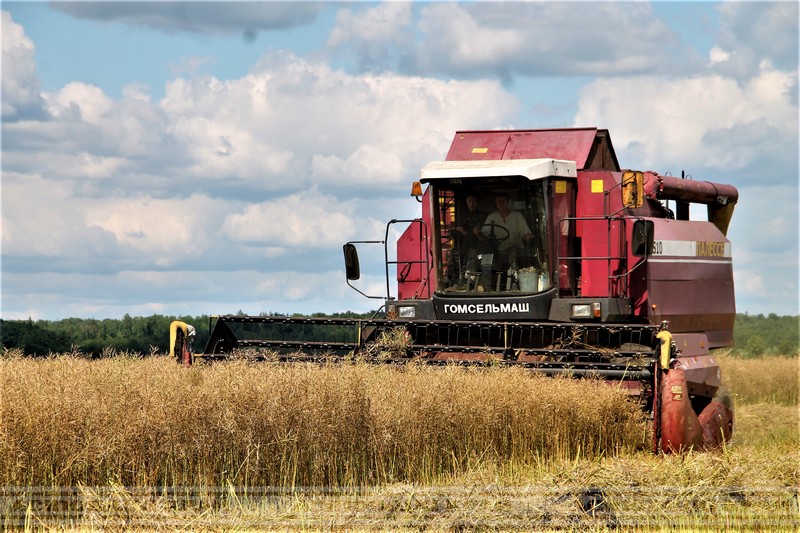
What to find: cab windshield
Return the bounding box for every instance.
[433,179,551,294]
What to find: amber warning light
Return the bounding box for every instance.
[411,181,423,202]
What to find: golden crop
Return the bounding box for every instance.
[0,355,647,489]
[1,352,796,530]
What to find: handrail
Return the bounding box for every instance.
[557,214,648,297]
[385,219,432,299]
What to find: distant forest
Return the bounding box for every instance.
[1,312,797,358]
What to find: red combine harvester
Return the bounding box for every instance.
[170,128,737,453]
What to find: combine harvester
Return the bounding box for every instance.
[170,128,737,453]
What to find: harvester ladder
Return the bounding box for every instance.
[388,218,432,299]
[556,180,651,297]
[557,215,628,297]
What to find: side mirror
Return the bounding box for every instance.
[622,170,644,209]
[343,243,361,280]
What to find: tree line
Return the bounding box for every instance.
[1,312,797,357]
[733,313,799,358]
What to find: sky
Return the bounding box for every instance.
[1,1,798,321]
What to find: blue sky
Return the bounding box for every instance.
[2,1,798,320]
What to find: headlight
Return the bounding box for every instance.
[571,304,592,318]
[571,302,601,319]
[398,306,416,318]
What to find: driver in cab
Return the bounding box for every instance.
[481,193,533,270]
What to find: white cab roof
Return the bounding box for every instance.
[420,158,577,182]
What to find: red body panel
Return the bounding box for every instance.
[574,171,627,297]
[643,219,735,348]
[551,180,576,292]
[677,354,722,396]
[660,368,703,452]
[397,189,434,300]
[698,399,734,449]
[659,365,733,452]
[445,128,610,169]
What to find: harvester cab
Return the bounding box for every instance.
[349,128,737,343]
[172,127,738,453]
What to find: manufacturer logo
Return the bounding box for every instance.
[443,303,530,314]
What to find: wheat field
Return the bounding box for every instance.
[1,355,647,488]
[1,351,797,530]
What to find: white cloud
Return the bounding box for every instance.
[708,46,730,65]
[1,10,46,120]
[311,144,405,185]
[713,2,799,78]
[1,170,234,269]
[5,47,519,200]
[84,194,227,267]
[417,3,525,71]
[221,189,383,248]
[1,173,89,258]
[728,185,799,254]
[46,82,113,122]
[168,111,295,181]
[733,247,799,315]
[327,2,413,71]
[160,52,520,188]
[327,2,795,90]
[3,40,521,285]
[3,79,172,180]
[574,66,797,175]
[371,2,691,78]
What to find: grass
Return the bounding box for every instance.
[1,351,797,530]
[718,352,798,405]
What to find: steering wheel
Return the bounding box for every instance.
[476,223,510,244]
